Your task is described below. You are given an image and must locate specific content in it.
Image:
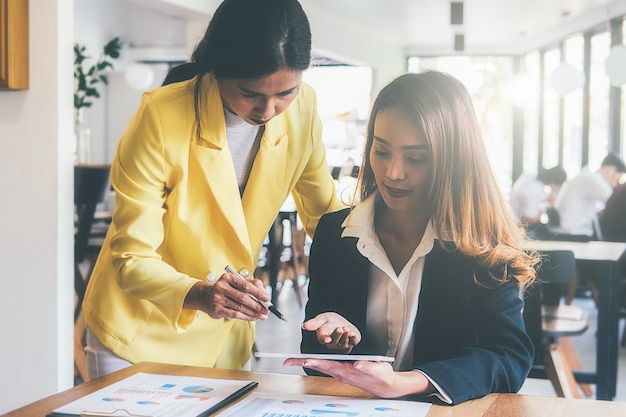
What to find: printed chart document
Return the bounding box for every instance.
[215,392,431,417]
[47,372,257,417]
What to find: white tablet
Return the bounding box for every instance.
[254,352,394,362]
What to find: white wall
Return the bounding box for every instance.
[74,0,187,164]
[0,0,75,413]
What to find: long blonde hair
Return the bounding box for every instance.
[357,71,537,287]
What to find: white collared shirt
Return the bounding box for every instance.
[340,194,452,403]
[341,195,435,370]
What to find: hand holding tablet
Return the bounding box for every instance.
[254,352,394,362]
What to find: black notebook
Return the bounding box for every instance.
[47,372,257,417]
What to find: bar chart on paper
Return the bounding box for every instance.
[215,392,431,417]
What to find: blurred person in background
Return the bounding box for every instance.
[599,182,626,242]
[554,152,626,238]
[509,166,566,239]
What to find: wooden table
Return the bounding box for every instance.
[524,240,626,400]
[3,362,626,417]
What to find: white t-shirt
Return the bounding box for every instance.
[554,167,613,236]
[509,172,547,221]
[224,108,260,192]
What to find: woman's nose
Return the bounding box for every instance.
[256,98,276,118]
[386,157,406,180]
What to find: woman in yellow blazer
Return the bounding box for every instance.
[82,0,343,379]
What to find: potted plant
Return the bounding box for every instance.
[73,37,123,163]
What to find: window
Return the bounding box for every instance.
[408,55,515,192]
[622,19,626,158]
[405,17,626,192]
[542,48,561,169]
[522,51,540,174]
[562,35,584,177]
[303,66,372,168]
[588,31,611,170]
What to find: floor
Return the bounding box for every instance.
[252,278,626,402]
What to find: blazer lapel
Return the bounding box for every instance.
[191,76,252,261]
[240,116,288,249]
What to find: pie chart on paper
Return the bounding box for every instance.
[182,386,214,394]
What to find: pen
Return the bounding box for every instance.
[224,265,288,322]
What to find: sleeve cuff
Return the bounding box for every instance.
[174,278,203,332]
[414,370,453,404]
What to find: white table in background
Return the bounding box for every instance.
[524,240,626,400]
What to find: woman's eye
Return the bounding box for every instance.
[374,150,390,157]
[408,156,430,164]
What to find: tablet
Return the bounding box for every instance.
[254,352,394,362]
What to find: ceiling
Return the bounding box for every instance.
[304,0,624,54]
[124,0,626,56]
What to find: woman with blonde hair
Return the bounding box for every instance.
[285,71,537,405]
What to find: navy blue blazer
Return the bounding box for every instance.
[301,208,534,405]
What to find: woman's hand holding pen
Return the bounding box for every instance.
[185,272,270,321]
[302,312,361,353]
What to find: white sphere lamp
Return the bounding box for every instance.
[550,63,585,96]
[605,44,626,87]
[125,63,155,91]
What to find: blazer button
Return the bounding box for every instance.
[206,273,216,283]
[239,268,251,278]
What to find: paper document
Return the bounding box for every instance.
[215,392,431,417]
[254,352,395,362]
[47,372,257,417]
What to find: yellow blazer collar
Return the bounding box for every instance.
[196,75,288,148]
[191,75,289,263]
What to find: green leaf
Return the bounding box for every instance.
[97,61,113,71]
[74,37,123,109]
[103,37,124,58]
[78,75,87,90]
[85,88,99,97]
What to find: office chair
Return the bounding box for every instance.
[524,249,592,398]
[74,164,111,383]
[74,164,111,317]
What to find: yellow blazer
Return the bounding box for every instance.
[83,75,342,369]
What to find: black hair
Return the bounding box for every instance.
[163,0,311,84]
[601,152,626,173]
[537,166,567,186]
[162,0,311,142]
